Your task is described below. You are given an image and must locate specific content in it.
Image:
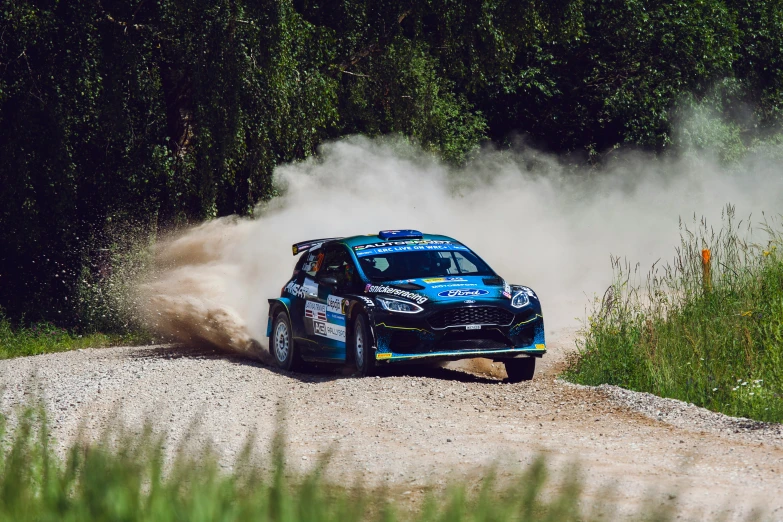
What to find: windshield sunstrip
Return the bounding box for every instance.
[354,244,469,257]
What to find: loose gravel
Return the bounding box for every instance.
[1,330,782,520]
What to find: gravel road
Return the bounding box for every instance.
[1,329,782,520]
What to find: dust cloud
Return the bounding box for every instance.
[137,135,783,355]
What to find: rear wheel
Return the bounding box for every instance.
[271,311,300,371]
[504,357,535,382]
[353,314,376,377]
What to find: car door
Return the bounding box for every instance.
[302,244,357,361]
[287,247,322,346]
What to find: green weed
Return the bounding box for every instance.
[565,206,783,423]
[0,315,151,359]
[0,405,690,522]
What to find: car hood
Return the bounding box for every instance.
[378,275,513,304]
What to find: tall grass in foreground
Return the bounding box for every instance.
[565,206,783,423]
[0,407,697,522]
[0,314,151,359]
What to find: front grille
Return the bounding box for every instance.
[428,306,514,329]
[439,338,510,351]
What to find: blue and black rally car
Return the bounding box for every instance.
[267,230,545,382]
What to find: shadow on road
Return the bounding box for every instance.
[126,343,505,385]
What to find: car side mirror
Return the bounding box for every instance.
[319,276,338,287]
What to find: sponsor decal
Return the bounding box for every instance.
[466,325,481,330]
[326,323,346,341]
[284,281,307,299]
[437,289,489,298]
[376,352,392,360]
[305,301,327,321]
[431,283,477,289]
[365,284,428,304]
[358,296,375,307]
[327,295,346,315]
[354,239,453,252]
[313,320,327,336]
[504,281,512,295]
[502,291,512,299]
[535,344,546,350]
[423,277,467,283]
[326,311,345,326]
[463,300,476,304]
[313,320,346,342]
[355,244,469,257]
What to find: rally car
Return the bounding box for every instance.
[267,230,545,382]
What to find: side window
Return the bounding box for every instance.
[318,245,360,291]
[452,252,478,273]
[301,248,324,277]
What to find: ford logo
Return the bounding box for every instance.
[437,289,489,298]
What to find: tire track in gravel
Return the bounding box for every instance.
[1,329,782,520]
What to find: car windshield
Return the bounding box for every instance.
[357,249,495,282]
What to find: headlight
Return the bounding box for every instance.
[377,297,424,313]
[511,290,530,309]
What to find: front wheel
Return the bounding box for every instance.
[504,357,535,382]
[353,314,376,377]
[271,311,300,371]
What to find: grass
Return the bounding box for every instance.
[564,206,783,423]
[0,405,705,522]
[0,315,152,359]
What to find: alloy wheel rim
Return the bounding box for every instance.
[274,321,290,362]
[355,326,365,368]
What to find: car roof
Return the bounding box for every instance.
[336,233,461,249]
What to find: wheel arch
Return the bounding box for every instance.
[266,298,292,337]
[344,297,377,363]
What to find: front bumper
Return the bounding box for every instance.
[371,305,546,363]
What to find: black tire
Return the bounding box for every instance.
[504,357,536,382]
[353,314,376,377]
[270,311,300,371]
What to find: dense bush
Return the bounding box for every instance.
[1,0,782,325]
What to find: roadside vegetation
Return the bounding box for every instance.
[0,406,707,522]
[565,207,783,423]
[0,314,151,359]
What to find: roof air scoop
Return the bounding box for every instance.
[378,230,423,240]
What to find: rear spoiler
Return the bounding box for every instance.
[292,237,343,255]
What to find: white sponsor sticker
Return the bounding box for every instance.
[313,320,327,336]
[466,325,481,330]
[325,323,346,341]
[302,277,318,296]
[327,295,345,314]
[313,320,346,342]
[305,301,327,321]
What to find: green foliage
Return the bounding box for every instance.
[0,406,694,521]
[565,207,783,423]
[0,313,150,359]
[2,0,783,326]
